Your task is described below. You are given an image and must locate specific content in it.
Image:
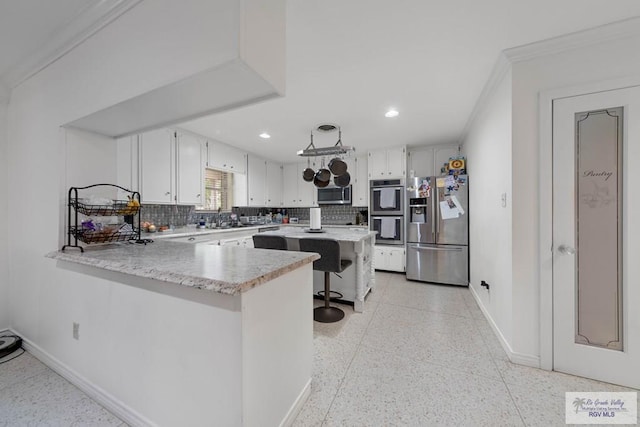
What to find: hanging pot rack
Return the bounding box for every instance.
[296,128,355,157]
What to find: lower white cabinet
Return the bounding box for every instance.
[374,245,405,272]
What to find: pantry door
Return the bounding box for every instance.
[552,86,640,389]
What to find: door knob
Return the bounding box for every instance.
[558,245,576,255]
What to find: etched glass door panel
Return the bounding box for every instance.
[553,86,639,389]
[575,108,623,350]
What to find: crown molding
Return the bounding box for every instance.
[459,15,640,145]
[504,15,640,63]
[458,52,511,145]
[3,0,142,90]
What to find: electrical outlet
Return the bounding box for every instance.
[73,322,80,340]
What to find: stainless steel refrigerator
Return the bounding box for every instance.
[405,175,469,286]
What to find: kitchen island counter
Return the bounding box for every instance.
[260,226,377,312]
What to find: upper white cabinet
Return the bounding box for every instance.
[368,147,406,179]
[116,135,139,199]
[139,129,205,205]
[207,140,247,174]
[353,154,368,206]
[247,154,266,207]
[434,146,461,175]
[266,161,283,207]
[247,154,284,207]
[408,144,461,178]
[176,132,204,205]
[139,129,175,204]
[283,161,317,207]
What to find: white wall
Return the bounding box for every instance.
[462,68,513,349]
[0,101,8,330]
[510,33,640,359]
[3,0,273,417]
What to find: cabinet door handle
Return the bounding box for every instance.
[196,194,200,198]
[165,191,170,195]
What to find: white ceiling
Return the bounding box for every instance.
[2,1,640,162]
[180,0,640,162]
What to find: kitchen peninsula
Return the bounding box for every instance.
[260,226,377,312]
[47,241,318,426]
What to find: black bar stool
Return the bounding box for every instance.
[299,238,352,323]
[252,235,288,250]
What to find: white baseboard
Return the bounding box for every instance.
[468,288,541,369]
[280,378,311,427]
[8,328,155,427]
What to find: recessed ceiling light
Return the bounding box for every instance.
[385,109,399,118]
[259,132,271,139]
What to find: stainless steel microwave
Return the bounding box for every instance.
[317,185,352,205]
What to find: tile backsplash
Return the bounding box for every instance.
[141,204,368,226]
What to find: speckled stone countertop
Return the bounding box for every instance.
[260,226,376,242]
[47,241,319,295]
[144,223,368,240]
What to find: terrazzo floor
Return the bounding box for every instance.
[293,272,638,426]
[1,272,637,426]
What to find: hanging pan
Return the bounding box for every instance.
[314,158,331,188]
[334,171,351,187]
[302,158,315,182]
[328,157,347,175]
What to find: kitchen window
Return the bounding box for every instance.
[204,168,234,210]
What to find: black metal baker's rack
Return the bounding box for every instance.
[62,184,142,252]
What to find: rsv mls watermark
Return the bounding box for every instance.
[566,392,637,424]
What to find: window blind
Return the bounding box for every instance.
[204,168,234,210]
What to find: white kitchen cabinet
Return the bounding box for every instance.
[207,140,247,174]
[408,144,461,178]
[240,236,254,248]
[116,135,139,199]
[374,245,405,272]
[139,129,175,204]
[176,132,204,205]
[283,161,317,207]
[139,129,205,206]
[352,154,368,207]
[247,154,266,206]
[266,161,283,207]
[282,163,299,206]
[247,155,283,207]
[368,147,406,179]
[434,146,461,175]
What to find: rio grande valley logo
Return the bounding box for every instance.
[566,392,637,424]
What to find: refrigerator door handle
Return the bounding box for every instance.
[431,185,436,238]
[435,185,440,240]
[411,245,463,252]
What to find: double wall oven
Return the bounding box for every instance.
[370,179,404,245]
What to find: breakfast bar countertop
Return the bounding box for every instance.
[46,240,319,295]
[259,226,377,242]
